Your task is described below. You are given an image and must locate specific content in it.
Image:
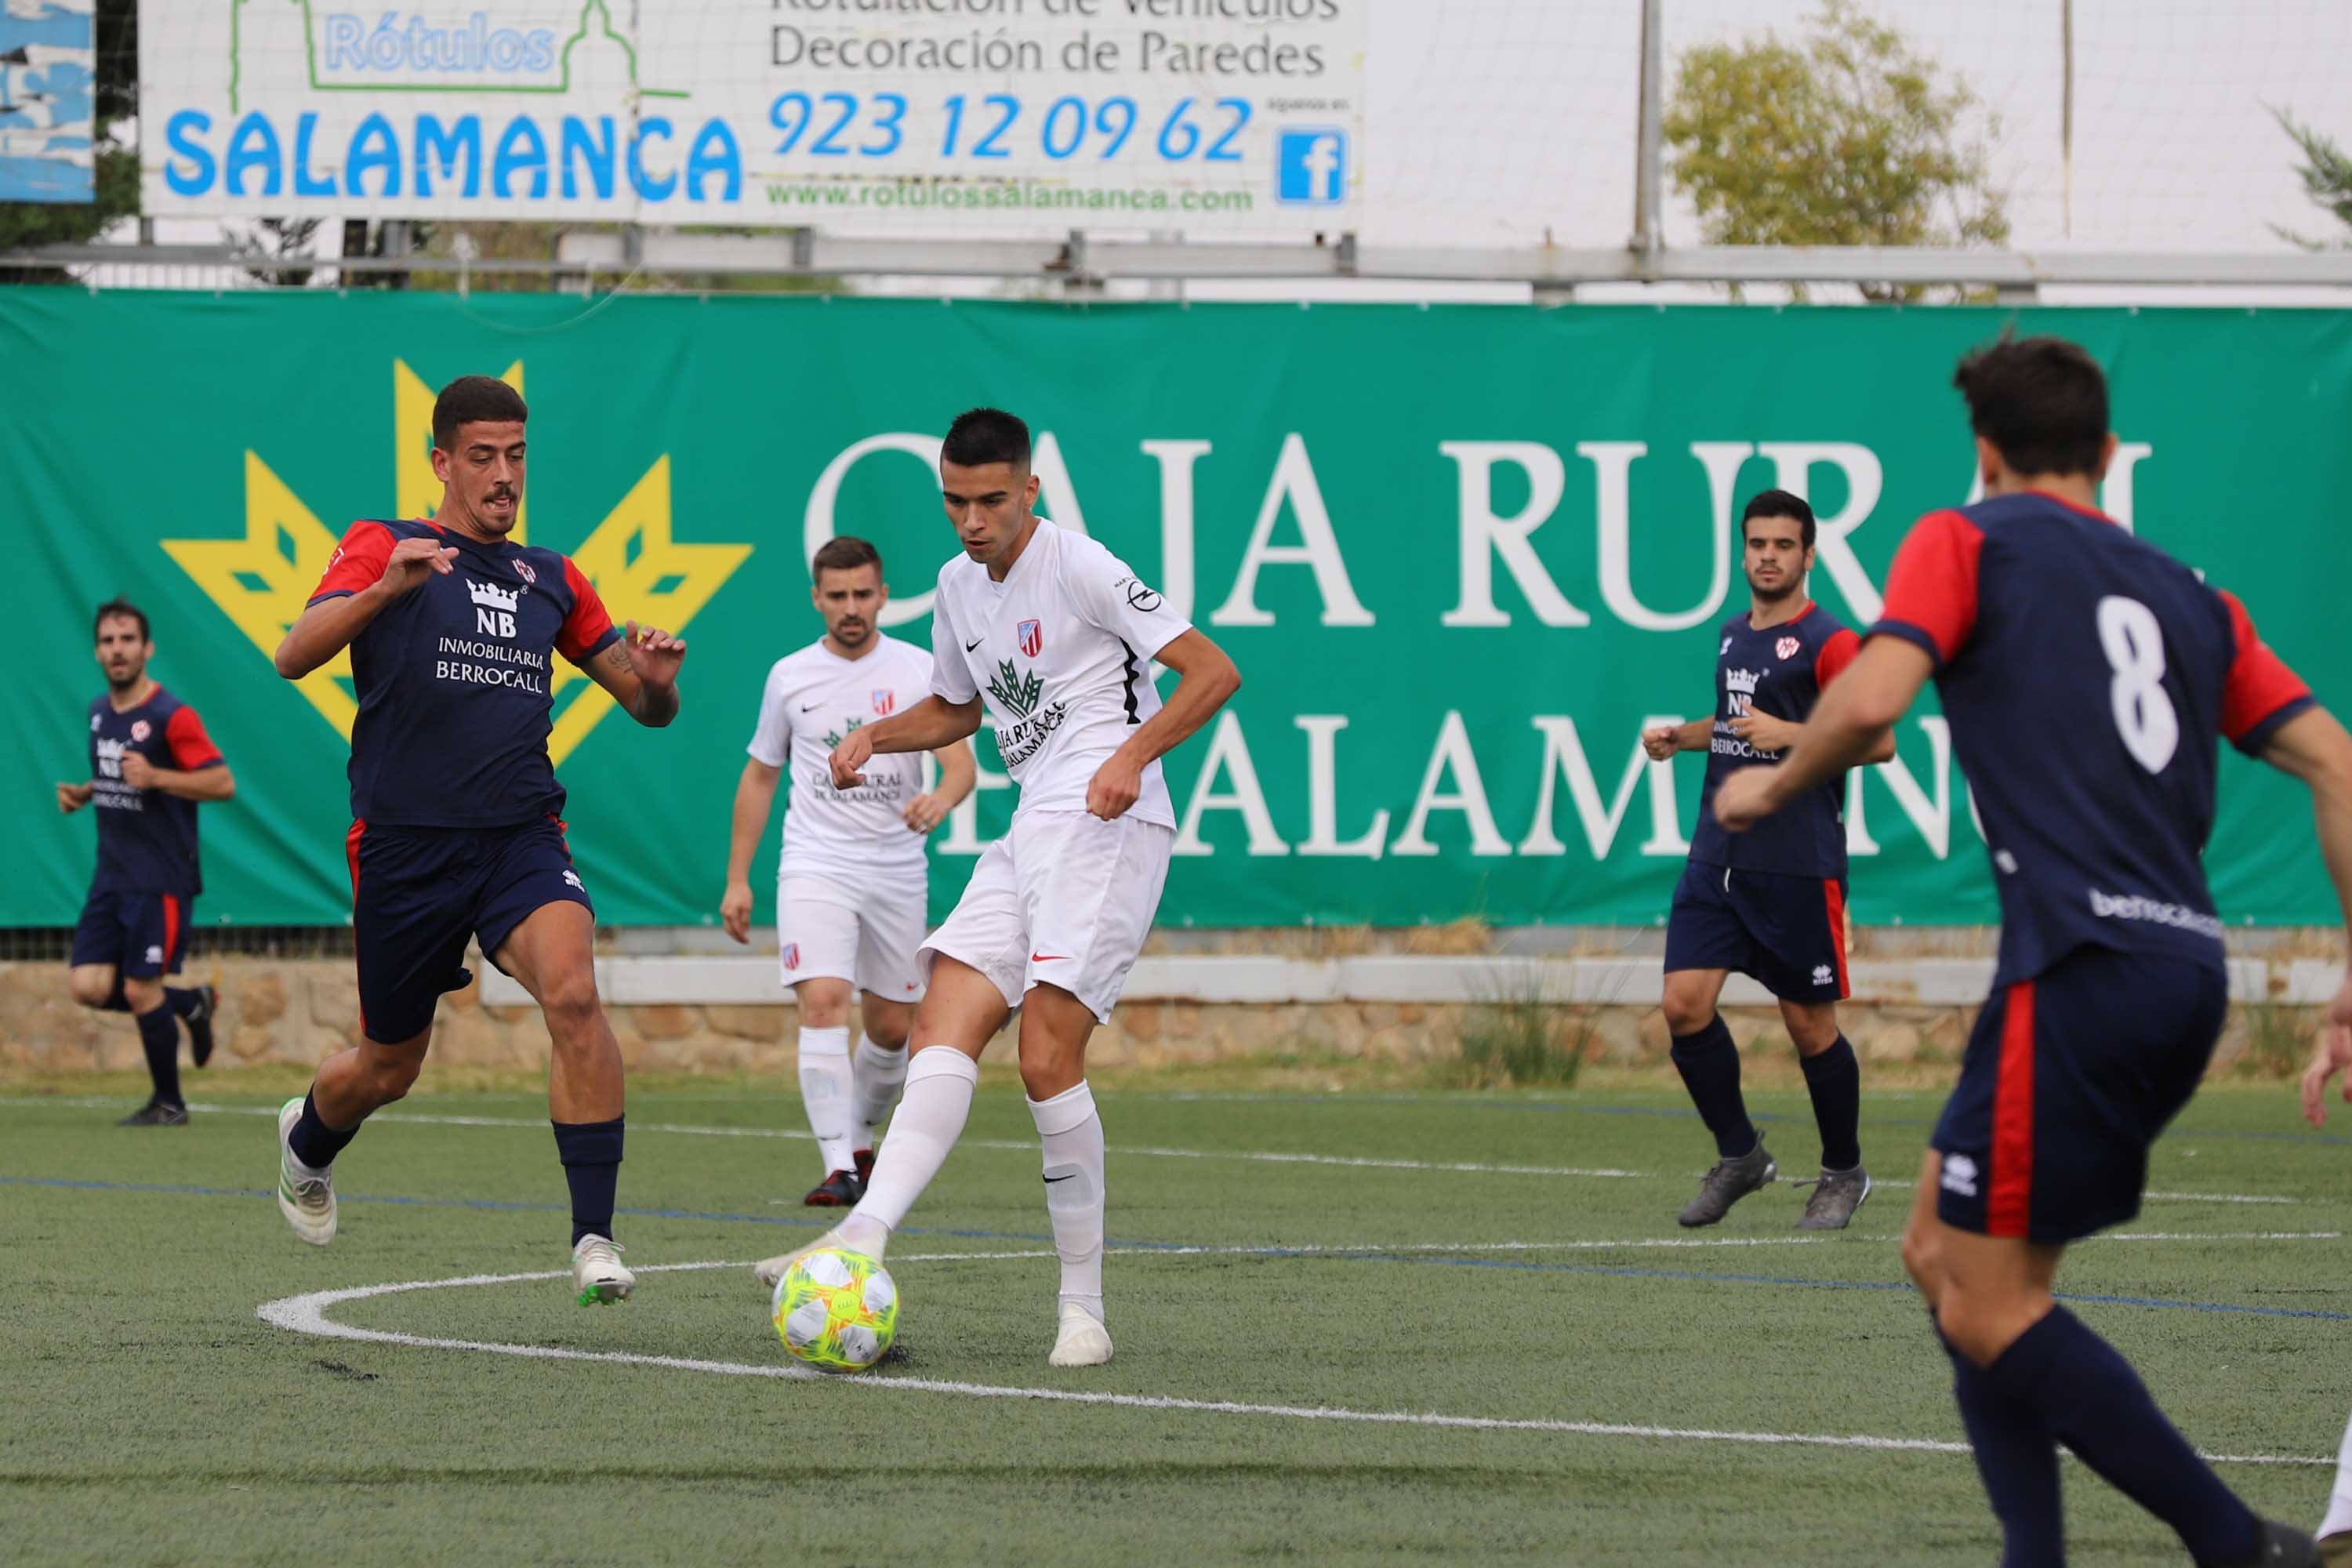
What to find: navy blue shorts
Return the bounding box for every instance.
[1932,946,2227,1245]
[347,816,592,1044]
[1663,861,1850,1004]
[71,888,193,980]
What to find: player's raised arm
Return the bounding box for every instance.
[1086,627,1241,822]
[1729,631,1900,764]
[2206,587,2352,1125]
[906,737,978,834]
[275,524,457,678]
[584,622,686,727]
[830,694,984,789]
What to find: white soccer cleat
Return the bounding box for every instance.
[1047,1301,1113,1368]
[753,1225,850,1290]
[274,1096,336,1247]
[571,1235,634,1306]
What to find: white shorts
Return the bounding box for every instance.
[919,810,1174,1024]
[776,874,927,1003]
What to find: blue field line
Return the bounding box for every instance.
[1165,1092,2352,1149]
[9,1172,2345,1322]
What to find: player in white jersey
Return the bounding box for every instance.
[753,407,1240,1368]
[722,538,976,1207]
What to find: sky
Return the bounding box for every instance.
[1364,0,2352,253]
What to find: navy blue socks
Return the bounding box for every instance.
[1669,1014,1757,1159]
[554,1116,625,1246]
[1983,1307,2259,1567]
[1799,1035,1863,1170]
[1939,1320,2064,1568]
[288,1089,361,1169]
[132,1005,182,1107]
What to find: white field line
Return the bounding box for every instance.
[252,1261,2329,1468]
[7,1098,2325,1198]
[0,1098,1642,1179]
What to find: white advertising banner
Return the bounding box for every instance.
[139,1,1367,235]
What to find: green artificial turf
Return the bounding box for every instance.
[4,1074,2347,1565]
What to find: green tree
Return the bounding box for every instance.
[2272,108,2352,249]
[0,0,139,277]
[1662,0,2008,301]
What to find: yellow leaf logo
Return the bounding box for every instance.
[164,359,750,765]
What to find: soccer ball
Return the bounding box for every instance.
[771,1247,898,1372]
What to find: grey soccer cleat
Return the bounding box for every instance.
[1795,1165,1872,1230]
[2255,1519,2321,1566]
[1678,1136,1777,1228]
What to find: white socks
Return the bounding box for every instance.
[851,1036,908,1152]
[796,1025,854,1176]
[1028,1080,1106,1325]
[2321,1404,2352,1538]
[840,1046,978,1256]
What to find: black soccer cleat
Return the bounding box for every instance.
[804,1169,864,1207]
[118,1099,190,1127]
[1678,1135,1776,1227]
[186,983,219,1069]
[852,1147,875,1187]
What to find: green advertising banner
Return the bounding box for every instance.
[5,291,2348,931]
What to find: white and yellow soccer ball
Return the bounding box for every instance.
[771,1247,898,1372]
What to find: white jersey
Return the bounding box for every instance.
[927,520,1192,829]
[746,633,935,887]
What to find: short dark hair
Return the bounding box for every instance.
[94,597,149,643]
[1952,332,2109,478]
[432,375,529,450]
[942,406,1030,470]
[1740,488,1817,549]
[812,536,883,580]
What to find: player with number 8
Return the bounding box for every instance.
[1711,332,2352,1568]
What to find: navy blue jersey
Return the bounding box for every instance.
[86,685,223,896]
[308,518,620,829]
[1690,602,1862,877]
[1873,492,2313,987]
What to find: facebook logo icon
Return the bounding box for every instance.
[1276,127,1348,205]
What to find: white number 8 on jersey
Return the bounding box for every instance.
[2097,595,2180,775]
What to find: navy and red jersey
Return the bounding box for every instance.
[86,685,223,896]
[1873,490,2314,987]
[1690,602,1861,878]
[307,518,621,828]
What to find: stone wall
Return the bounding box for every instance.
[0,953,2312,1080]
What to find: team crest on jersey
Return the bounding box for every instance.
[129,719,151,742]
[782,943,800,971]
[873,689,896,717]
[1776,637,1801,661]
[514,560,537,585]
[1018,619,1043,659]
